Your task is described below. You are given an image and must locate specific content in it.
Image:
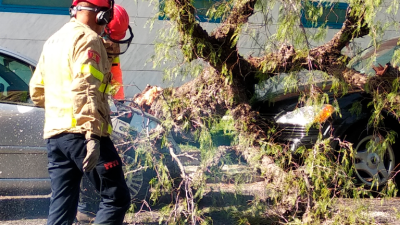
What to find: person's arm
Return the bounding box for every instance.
[29,54,45,108]
[104,41,125,101]
[71,35,109,140]
[111,56,125,101]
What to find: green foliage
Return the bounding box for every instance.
[349,101,363,117]
[391,48,400,68]
[136,0,400,223]
[206,0,234,22]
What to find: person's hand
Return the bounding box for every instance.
[83,138,100,172]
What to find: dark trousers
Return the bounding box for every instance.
[46,133,131,225]
[78,174,100,216]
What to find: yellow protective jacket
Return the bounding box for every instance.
[30,18,112,140]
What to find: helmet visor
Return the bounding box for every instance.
[105,26,134,55]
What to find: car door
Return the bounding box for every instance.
[0,51,50,195]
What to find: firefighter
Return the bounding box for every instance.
[76,4,134,223]
[29,0,131,224]
[105,3,131,103]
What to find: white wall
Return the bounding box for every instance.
[0,0,173,98]
[0,0,399,98]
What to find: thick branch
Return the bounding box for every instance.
[211,0,257,41]
[170,0,255,62]
[169,0,259,97]
[321,7,370,55]
[248,5,370,90]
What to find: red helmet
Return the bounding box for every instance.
[106,4,129,40]
[72,0,111,8]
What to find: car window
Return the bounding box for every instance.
[0,52,34,103]
[351,38,400,76]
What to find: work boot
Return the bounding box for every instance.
[76,211,95,224]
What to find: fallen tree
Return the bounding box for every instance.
[126,0,400,223]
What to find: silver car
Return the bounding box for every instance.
[0,47,181,200]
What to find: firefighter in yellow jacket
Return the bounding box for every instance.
[29,0,130,224]
[76,4,134,223]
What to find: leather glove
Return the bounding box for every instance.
[83,138,100,172]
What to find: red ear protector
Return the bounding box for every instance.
[69,0,114,25]
[95,6,113,25]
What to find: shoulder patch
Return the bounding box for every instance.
[88,50,101,64]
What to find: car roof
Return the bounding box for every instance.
[359,36,400,60]
[0,46,37,67]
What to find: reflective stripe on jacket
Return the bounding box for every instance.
[30,18,113,140]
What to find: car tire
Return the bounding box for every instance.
[345,122,399,189]
[121,154,151,201]
[120,144,182,207]
[111,112,183,206]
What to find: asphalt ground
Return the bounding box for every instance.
[2,194,400,224]
[2,150,400,224]
[0,195,49,221]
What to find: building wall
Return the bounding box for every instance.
[0,0,171,98]
[0,0,398,98]
[238,1,400,57]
